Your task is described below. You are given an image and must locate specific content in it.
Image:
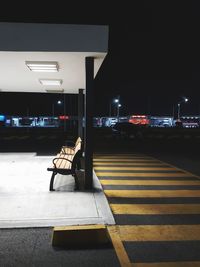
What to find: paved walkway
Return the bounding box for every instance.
[0,152,114,228]
[94,153,200,267]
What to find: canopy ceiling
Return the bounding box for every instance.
[0,23,108,94]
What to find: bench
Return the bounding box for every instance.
[61,137,82,155]
[47,140,82,191]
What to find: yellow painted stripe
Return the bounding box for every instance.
[94,156,152,159]
[154,158,200,180]
[93,162,166,166]
[95,155,200,180]
[100,179,200,186]
[93,159,158,162]
[104,190,200,198]
[94,167,177,171]
[117,225,200,241]
[52,224,109,247]
[94,153,147,157]
[110,204,200,215]
[93,154,147,159]
[132,262,200,267]
[96,172,190,177]
[107,226,131,267]
[54,224,106,231]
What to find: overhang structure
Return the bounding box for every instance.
[0,22,109,189]
[0,22,108,93]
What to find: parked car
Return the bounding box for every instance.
[112,122,143,139]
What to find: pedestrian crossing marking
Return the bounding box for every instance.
[100,179,200,185]
[104,190,200,198]
[94,162,166,166]
[150,158,200,180]
[94,167,177,171]
[107,226,131,267]
[93,159,159,162]
[96,172,190,177]
[117,224,200,241]
[131,261,200,267]
[94,153,149,158]
[110,203,200,215]
[94,153,200,267]
[96,154,152,159]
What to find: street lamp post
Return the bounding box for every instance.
[172,104,175,119]
[114,95,120,122]
[109,96,121,120]
[52,104,54,117]
[117,103,121,122]
[177,97,188,121]
[114,98,119,118]
[109,101,112,117]
[52,100,62,117]
[177,103,181,121]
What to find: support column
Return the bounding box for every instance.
[78,89,84,140]
[63,94,66,132]
[84,57,94,190]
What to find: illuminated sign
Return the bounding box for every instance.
[129,115,149,125]
[59,115,69,120]
[0,115,5,121]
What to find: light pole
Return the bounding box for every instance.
[109,96,121,119]
[109,101,112,117]
[114,95,120,121]
[177,97,188,120]
[109,97,119,117]
[114,98,119,118]
[117,103,121,122]
[52,100,62,117]
[172,104,175,119]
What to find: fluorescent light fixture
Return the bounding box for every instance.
[25,61,59,72]
[39,79,62,86]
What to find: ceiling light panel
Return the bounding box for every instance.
[39,79,63,86]
[45,89,64,93]
[25,61,59,72]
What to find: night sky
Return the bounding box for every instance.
[0,2,197,117]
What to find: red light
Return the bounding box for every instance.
[130,115,147,118]
[59,115,69,120]
[129,115,149,125]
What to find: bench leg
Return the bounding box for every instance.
[50,172,56,191]
[77,158,81,170]
[74,173,79,191]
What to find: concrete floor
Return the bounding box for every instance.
[0,153,114,228]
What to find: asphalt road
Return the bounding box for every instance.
[1,128,200,266]
[0,228,120,267]
[145,151,200,178]
[93,127,200,178]
[93,152,200,266]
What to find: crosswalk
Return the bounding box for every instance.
[93,154,200,267]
